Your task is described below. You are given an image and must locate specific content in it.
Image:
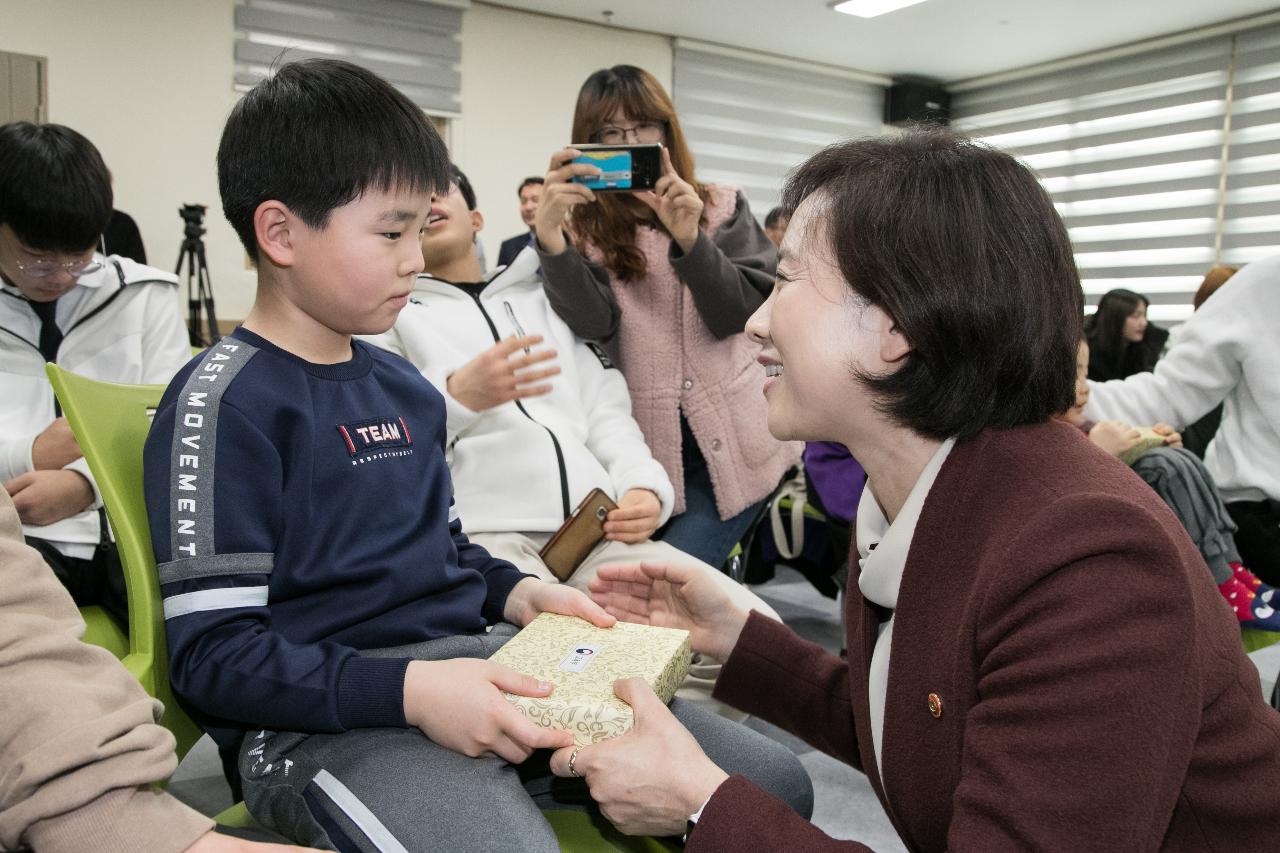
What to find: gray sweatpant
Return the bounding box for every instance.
[1131,446,1240,584]
[239,624,814,852]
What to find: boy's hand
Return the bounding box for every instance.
[1152,423,1184,448]
[1088,420,1142,458]
[535,147,599,255]
[32,417,83,470]
[605,489,662,543]
[403,657,574,763]
[634,148,703,255]
[4,470,94,526]
[446,335,560,412]
[503,576,616,629]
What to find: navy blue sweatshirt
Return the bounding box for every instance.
[143,328,529,747]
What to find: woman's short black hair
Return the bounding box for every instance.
[781,131,1082,439]
[217,59,449,261]
[0,122,113,253]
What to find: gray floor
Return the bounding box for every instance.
[169,565,1280,851]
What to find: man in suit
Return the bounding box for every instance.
[496,177,543,269]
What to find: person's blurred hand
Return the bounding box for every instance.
[1088,420,1142,458]
[31,417,82,470]
[446,335,559,412]
[1152,423,1184,448]
[5,469,93,526]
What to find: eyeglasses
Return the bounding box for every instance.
[592,121,665,145]
[13,255,102,279]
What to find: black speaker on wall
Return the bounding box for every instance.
[884,80,951,126]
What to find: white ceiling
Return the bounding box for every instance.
[483,0,1280,83]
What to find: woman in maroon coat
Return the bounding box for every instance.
[549,131,1280,851]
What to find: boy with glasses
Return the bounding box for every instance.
[0,122,190,624]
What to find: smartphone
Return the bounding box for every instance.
[571,143,662,192]
[538,487,619,581]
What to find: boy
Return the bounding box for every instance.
[144,60,809,851]
[364,167,780,709]
[0,121,190,624]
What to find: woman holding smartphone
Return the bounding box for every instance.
[534,65,798,569]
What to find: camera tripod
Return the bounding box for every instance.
[175,204,219,348]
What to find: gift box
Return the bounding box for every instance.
[489,612,692,745]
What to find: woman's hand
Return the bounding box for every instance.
[549,678,728,836]
[589,562,748,661]
[445,335,559,412]
[402,657,574,764]
[1152,423,1184,448]
[604,489,662,543]
[535,147,600,255]
[635,147,703,254]
[502,576,616,629]
[1088,420,1142,458]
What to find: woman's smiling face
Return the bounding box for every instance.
[745,194,908,445]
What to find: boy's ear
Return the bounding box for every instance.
[470,209,484,235]
[253,200,298,268]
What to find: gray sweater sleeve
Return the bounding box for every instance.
[536,236,621,341]
[670,191,778,339]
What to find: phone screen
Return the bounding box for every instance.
[570,144,661,192]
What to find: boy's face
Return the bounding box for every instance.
[420,182,482,268]
[0,224,97,302]
[287,187,430,336]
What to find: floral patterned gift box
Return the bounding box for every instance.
[490,612,692,745]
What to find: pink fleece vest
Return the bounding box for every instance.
[585,186,800,519]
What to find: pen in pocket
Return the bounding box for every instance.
[503,301,531,354]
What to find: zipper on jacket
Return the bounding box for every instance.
[463,289,572,520]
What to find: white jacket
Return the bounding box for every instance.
[0,256,191,555]
[362,248,674,534]
[1085,252,1280,504]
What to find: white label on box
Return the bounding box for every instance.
[558,643,601,673]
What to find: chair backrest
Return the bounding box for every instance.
[46,364,204,758]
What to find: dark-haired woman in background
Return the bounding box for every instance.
[547,132,1280,850]
[1084,288,1157,381]
[533,65,798,569]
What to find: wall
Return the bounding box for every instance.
[0,0,251,316]
[0,1,672,317]
[456,4,672,264]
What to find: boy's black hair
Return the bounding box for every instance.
[517,176,544,195]
[764,206,787,229]
[217,59,450,261]
[451,165,477,211]
[0,122,113,253]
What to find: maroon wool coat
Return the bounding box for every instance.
[697,421,1280,852]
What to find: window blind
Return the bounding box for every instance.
[951,23,1280,324]
[233,0,464,116]
[672,41,886,223]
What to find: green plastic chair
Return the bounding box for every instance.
[47,364,674,849]
[46,365,204,759]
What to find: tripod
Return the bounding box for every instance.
[174,204,219,348]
